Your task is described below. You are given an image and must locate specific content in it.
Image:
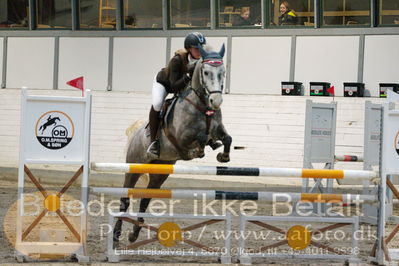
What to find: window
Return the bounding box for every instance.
[271,0,314,27]
[322,0,370,26]
[37,0,72,28]
[219,0,261,28]
[379,0,399,26]
[170,0,210,28]
[124,0,162,29]
[0,0,29,28]
[81,0,118,29]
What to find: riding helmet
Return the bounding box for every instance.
[184,32,206,50]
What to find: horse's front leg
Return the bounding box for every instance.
[195,132,209,158]
[216,124,232,163]
[128,173,169,243]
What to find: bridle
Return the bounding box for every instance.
[183,58,225,135]
[197,58,224,101]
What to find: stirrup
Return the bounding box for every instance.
[147,140,160,157]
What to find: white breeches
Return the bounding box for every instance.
[152,75,168,112]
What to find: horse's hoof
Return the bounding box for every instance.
[113,220,122,242]
[128,231,139,243]
[217,152,230,163]
[113,231,121,243]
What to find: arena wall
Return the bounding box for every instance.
[1,35,398,96]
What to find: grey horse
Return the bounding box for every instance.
[113,44,232,244]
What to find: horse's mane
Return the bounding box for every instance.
[191,59,202,90]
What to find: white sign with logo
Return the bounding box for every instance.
[16,88,91,261]
[21,90,91,163]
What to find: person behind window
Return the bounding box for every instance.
[147,32,206,157]
[279,1,297,25]
[234,7,252,26]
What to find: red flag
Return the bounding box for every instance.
[67,76,84,97]
[327,85,335,96]
[67,76,84,91]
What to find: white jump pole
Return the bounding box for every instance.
[91,162,378,180]
[91,187,377,203]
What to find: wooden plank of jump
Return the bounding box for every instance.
[387,179,399,200]
[24,165,48,198]
[182,219,222,232]
[311,240,348,255]
[384,224,399,245]
[125,238,158,250]
[249,221,285,235]
[120,217,158,232]
[183,239,216,253]
[56,209,81,242]
[58,166,84,196]
[312,223,351,235]
[259,240,288,253]
[382,239,392,261]
[22,209,47,240]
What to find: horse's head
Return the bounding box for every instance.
[191,44,226,110]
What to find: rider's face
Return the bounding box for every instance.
[189,47,201,59]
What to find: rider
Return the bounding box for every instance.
[147,32,206,157]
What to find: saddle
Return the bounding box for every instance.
[145,96,178,137]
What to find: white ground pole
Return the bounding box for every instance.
[105,212,232,264]
[91,187,377,203]
[91,163,377,180]
[237,215,360,264]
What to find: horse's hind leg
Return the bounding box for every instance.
[129,173,169,243]
[113,173,141,245]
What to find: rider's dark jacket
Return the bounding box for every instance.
[156,49,191,93]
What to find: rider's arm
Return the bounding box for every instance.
[169,56,190,93]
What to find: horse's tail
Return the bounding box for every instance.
[125,119,146,152]
[125,119,145,138]
[124,119,149,187]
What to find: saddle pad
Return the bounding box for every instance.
[163,97,178,126]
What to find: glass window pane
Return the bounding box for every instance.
[0,0,29,29]
[271,0,313,27]
[322,0,370,26]
[170,0,210,28]
[80,0,118,29]
[124,0,162,29]
[380,0,399,26]
[37,0,72,28]
[219,0,261,28]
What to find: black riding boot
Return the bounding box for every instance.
[147,106,161,157]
